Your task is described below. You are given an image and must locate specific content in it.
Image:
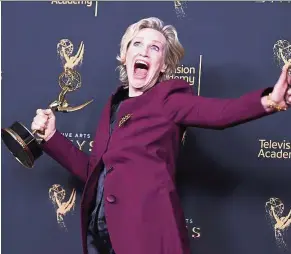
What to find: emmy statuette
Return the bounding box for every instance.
[1,40,93,168]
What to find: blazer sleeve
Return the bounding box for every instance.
[161,80,273,129]
[41,130,89,182]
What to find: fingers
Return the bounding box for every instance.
[287,68,291,85]
[31,109,52,132]
[277,63,291,84]
[36,108,54,117]
[285,87,291,105]
[282,63,291,75]
[31,120,46,132]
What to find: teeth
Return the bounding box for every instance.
[135,60,148,67]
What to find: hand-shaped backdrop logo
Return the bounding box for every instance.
[49,39,93,112]
[49,184,76,230]
[265,197,291,249]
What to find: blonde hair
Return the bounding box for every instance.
[116,17,185,87]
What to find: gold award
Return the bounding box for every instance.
[265,197,291,249]
[273,39,291,105]
[49,184,76,230]
[1,39,93,168]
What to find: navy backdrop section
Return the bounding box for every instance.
[2,2,291,254]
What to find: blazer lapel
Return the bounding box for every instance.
[88,85,125,172]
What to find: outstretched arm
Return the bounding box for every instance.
[162,64,290,129]
[42,130,89,183]
[31,108,90,183]
[162,80,272,129]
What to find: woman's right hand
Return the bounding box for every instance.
[31,109,56,141]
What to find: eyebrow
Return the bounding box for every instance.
[152,40,163,46]
[134,37,164,46]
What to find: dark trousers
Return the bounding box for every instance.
[87,231,116,254]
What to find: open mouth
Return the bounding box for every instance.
[134,60,149,71]
[134,62,148,70]
[133,60,149,79]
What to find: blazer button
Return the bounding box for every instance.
[106,195,116,204]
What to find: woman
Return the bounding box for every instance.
[32,17,291,254]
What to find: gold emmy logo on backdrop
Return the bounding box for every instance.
[1,39,93,169]
[265,197,291,249]
[273,39,291,69]
[174,0,186,17]
[49,184,76,230]
[174,0,182,8]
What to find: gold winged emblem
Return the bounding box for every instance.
[49,39,93,112]
[49,184,76,230]
[273,40,291,67]
[265,197,291,249]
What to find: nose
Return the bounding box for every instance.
[139,46,149,57]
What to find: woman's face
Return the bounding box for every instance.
[125,28,167,95]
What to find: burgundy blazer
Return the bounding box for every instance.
[42,79,271,254]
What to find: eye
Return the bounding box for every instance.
[133,41,141,46]
[151,45,160,51]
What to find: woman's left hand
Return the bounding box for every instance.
[267,63,291,111]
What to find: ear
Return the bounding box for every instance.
[161,63,167,73]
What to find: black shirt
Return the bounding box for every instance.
[88,87,130,251]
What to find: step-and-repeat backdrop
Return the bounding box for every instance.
[2,1,291,254]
